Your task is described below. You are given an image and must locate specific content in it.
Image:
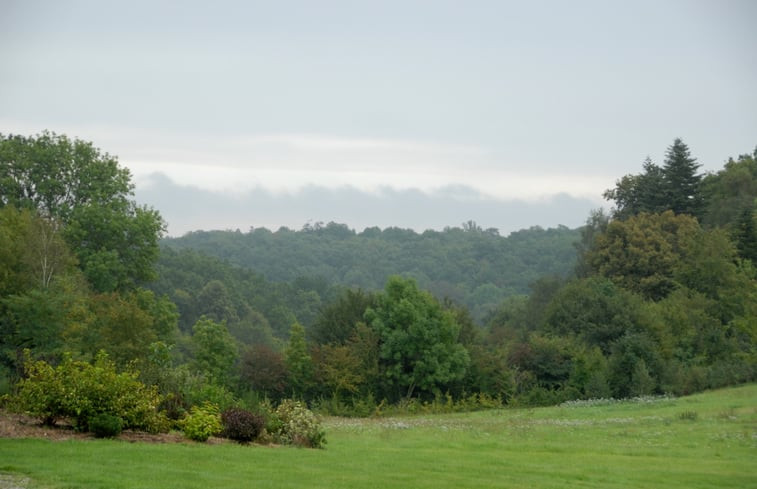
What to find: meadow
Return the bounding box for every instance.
[1,384,755,489]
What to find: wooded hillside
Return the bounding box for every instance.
[2,132,755,426]
[161,222,581,324]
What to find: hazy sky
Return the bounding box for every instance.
[2,1,756,235]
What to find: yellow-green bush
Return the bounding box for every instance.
[182,402,221,442]
[13,350,166,433]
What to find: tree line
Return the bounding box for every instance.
[1,132,755,420]
[161,220,581,325]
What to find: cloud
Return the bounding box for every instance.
[134,172,600,237]
[120,131,614,203]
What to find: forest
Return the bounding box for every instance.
[0,131,755,441]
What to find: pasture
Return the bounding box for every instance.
[1,384,755,488]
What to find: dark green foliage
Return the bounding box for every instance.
[0,131,131,219]
[310,288,376,345]
[604,158,668,219]
[3,130,756,415]
[221,407,264,443]
[544,278,648,353]
[661,138,704,218]
[89,413,124,438]
[190,317,239,386]
[0,131,166,293]
[608,332,662,398]
[240,345,288,400]
[605,138,704,220]
[161,223,581,324]
[285,322,313,397]
[733,206,757,262]
[149,247,328,338]
[366,276,469,401]
[701,149,757,228]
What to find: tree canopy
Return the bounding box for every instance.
[605,138,704,220]
[0,131,165,292]
[365,276,469,400]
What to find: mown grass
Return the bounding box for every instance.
[1,384,755,488]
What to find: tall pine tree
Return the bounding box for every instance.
[662,138,704,218]
[733,205,757,262]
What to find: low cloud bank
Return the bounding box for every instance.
[135,173,601,237]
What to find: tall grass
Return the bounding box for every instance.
[1,384,755,489]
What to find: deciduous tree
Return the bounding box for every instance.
[365,276,469,400]
[0,131,165,293]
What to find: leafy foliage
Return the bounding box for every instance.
[161,223,581,324]
[190,317,239,385]
[2,131,755,422]
[585,211,699,300]
[366,276,469,401]
[0,131,165,293]
[604,138,704,220]
[221,407,265,444]
[272,399,326,448]
[182,402,222,442]
[13,351,165,432]
[89,413,124,438]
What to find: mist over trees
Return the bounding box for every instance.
[1,132,755,422]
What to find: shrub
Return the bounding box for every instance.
[221,407,265,444]
[89,413,124,438]
[273,400,326,448]
[13,350,166,433]
[182,402,222,442]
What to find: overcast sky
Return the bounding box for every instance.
[2,1,756,236]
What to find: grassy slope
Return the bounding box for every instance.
[1,384,755,489]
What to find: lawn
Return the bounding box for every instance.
[1,384,755,488]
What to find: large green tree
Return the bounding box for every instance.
[0,131,131,219]
[285,322,314,397]
[190,316,239,386]
[662,138,704,218]
[310,288,375,345]
[604,139,704,220]
[0,131,165,292]
[732,206,757,262]
[603,158,667,219]
[365,276,469,400]
[586,211,699,300]
[701,149,757,228]
[543,277,651,353]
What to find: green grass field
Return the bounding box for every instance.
[1,384,755,489]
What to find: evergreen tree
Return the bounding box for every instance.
[733,205,757,262]
[662,138,704,218]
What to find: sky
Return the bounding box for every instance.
[2,0,756,236]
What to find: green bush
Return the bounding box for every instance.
[221,407,265,444]
[13,350,167,433]
[273,400,326,448]
[182,402,221,442]
[89,413,124,438]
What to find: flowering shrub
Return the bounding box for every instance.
[273,400,326,448]
[182,402,222,442]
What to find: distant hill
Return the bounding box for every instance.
[161,222,581,323]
